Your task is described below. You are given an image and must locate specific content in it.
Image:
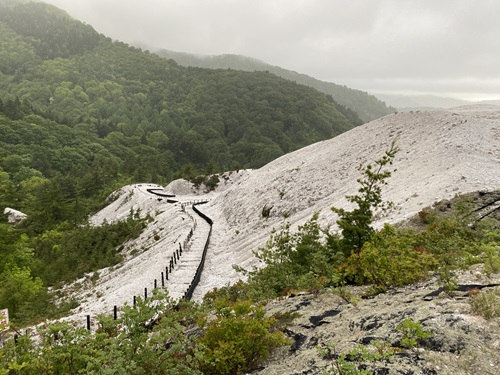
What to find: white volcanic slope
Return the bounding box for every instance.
[68,105,499,320]
[193,105,500,298]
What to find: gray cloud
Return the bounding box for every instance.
[43,0,500,100]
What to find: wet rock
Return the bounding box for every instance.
[257,275,500,375]
[309,309,341,327]
[284,328,307,352]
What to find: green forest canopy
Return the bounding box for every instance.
[0,1,359,323]
[155,50,396,123]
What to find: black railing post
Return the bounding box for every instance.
[86,315,91,331]
[114,305,117,320]
[144,288,148,300]
[161,272,165,286]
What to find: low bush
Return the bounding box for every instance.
[342,224,438,290]
[321,341,398,375]
[396,318,433,349]
[481,230,500,275]
[470,287,500,319]
[197,300,290,375]
[1,289,292,374]
[242,215,335,299]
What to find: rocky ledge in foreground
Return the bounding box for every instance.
[256,271,500,375]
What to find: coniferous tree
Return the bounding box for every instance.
[332,141,399,254]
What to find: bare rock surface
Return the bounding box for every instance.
[3,207,27,223]
[257,270,500,374]
[165,170,253,195]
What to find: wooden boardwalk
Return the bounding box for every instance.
[163,203,212,300]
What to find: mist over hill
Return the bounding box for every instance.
[155,49,395,123]
[375,93,500,111]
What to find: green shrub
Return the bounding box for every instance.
[370,340,400,359]
[203,280,252,306]
[396,318,433,349]
[0,290,203,375]
[342,224,438,290]
[242,215,335,299]
[204,174,220,191]
[481,242,500,275]
[470,287,500,319]
[416,214,485,293]
[330,284,361,306]
[198,300,290,375]
[418,208,436,224]
[321,341,395,375]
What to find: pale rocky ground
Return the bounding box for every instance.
[195,104,500,298]
[257,270,500,375]
[3,207,27,223]
[56,105,499,373]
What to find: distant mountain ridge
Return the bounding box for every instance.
[375,93,500,111]
[155,50,395,123]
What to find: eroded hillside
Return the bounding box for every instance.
[73,105,500,314]
[196,105,500,297]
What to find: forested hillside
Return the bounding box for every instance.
[0,1,357,323]
[155,50,395,122]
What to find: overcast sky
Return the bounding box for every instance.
[42,0,500,101]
